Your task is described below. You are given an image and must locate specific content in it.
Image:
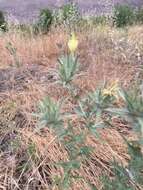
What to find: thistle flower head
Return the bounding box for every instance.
[102,80,119,98]
[68,32,78,53]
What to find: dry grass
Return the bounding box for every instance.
[0,24,143,189]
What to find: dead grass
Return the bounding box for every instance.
[0,24,143,189]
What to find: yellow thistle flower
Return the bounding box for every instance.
[68,32,78,53]
[102,80,119,98]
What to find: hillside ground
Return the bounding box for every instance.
[0,24,143,189]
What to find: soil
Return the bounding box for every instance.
[0,65,55,93]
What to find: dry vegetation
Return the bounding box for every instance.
[0,24,143,189]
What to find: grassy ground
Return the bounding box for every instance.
[0,24,143,189]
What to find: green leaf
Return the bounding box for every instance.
[58,54,79,85]
[79,146,92,156]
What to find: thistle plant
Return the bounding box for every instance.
[36,81,120,189]
[36,97,64,136]
[36,33,100,188]
[106,88,143,142]
[102,160,135,190]
[76,84,118,138]
[102,80,119,99]
[58,55,79,86]
[54,122,93,190]
[102,86,143,189]
[36,97,94,189]
[102,138,143,190]
[58,32,79,87]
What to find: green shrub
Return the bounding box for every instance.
[34,8,53,33]
[113,5,135,27]
[53,3,80,27]
[62,3,79,24]
[0,10,7,31]
[135,7,143,24]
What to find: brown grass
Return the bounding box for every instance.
[0,25,143,189]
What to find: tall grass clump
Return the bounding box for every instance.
[113,5,134,27]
